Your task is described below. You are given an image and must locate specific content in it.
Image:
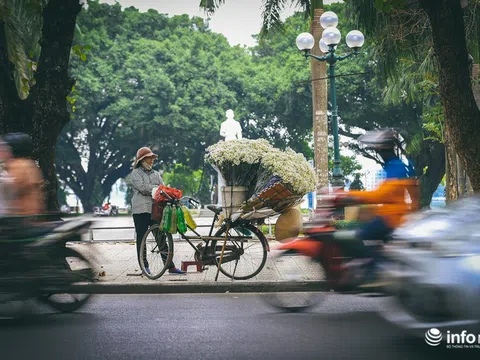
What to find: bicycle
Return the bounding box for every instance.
[139,190,270,280]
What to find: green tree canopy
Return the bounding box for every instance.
[57,2,318,210]
[57,2,242,210]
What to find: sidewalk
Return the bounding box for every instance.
[69,240,327,294]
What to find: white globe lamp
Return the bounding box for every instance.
[320,11,338,29]
[296,32,315,51]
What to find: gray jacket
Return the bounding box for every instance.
[130,167,164,214]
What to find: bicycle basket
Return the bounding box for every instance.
[151,186,182,222]
[151,202,165,222]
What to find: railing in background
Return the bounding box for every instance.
[87,225,212,242]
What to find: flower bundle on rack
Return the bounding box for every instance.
[257,148,316,196]
[240,147,316,219]
[205,139,273,189]
[205,139,317,219]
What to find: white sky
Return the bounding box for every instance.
[100,0,342,47]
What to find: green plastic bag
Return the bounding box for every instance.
[169,206,177,234]
[162,204,172,232]
[176,206,188,234]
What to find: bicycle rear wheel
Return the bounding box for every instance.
[211,223,268,280]
[139,224,174,280]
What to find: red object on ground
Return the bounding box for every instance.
[181,261,203,272]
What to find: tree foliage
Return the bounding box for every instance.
[1,0,83,213]
[0,0,45,99]
[57,2,236,210]
[59,0,475,211]
[343,0,480,194]
[57,2,317,210]
[163,164,203,198]
[201,0,480,205]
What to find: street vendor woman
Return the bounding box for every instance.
[130,146,185,275]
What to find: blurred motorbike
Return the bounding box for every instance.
[379,196,480,334]
[263,187,391,312]
[0,217,95,316]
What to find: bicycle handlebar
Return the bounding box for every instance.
[159,190,200,207]
[186,197,200,206]
[159,189,173,200]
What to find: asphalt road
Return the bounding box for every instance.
[0,293,477,360]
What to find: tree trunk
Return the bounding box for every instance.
[59,157,134,213]
[419,0,480,191]
[100,162,132,205]
[78,194,94,215]
[311,2,329,198]
[467,63,480,196]
[415,140,446,208]
[29,0,82,212]
[445,142,458,202]
[456,153,467,197]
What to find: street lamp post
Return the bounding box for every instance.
[296,11,365,187]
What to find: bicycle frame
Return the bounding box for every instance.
[143,189,270,280]
[181,215,259,262]
[157,190,256,263]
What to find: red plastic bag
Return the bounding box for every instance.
[154,185,183,203]
[152,186,182,222]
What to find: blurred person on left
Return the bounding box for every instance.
[3,133,45,216]
[0,140,13,215]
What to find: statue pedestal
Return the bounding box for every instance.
[217,170,225,206]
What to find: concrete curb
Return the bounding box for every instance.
[71,280,330,294]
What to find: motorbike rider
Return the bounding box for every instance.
[3,133,45,217]
[334,129,419,282]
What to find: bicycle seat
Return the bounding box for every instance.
[207,204,223,215]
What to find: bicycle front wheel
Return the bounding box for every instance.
[139,224,174,280]
[211,223,268,280]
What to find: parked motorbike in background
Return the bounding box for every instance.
[93,203,118,216]
[0,217,95,317]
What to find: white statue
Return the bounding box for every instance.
[216,109,243,205]
[220,109,242,141]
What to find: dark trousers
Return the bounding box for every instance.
[358,216,392,241]
[133,213,174,269]
[357,216,393,266]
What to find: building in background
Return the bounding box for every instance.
[364,169,386,191]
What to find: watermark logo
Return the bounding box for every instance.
[425,328,443,346]
[425,329,480,349]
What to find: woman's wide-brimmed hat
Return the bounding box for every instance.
[133,147,158,168]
